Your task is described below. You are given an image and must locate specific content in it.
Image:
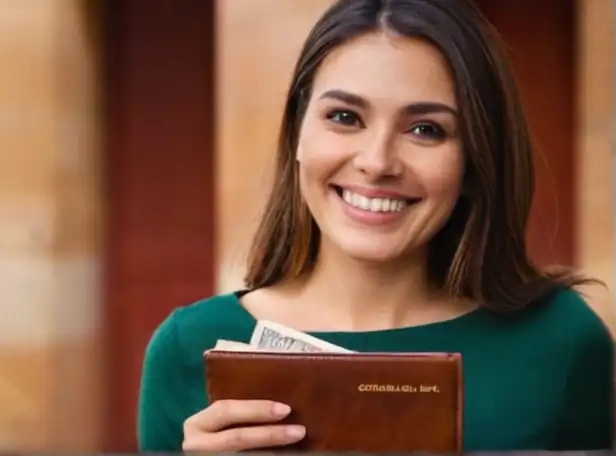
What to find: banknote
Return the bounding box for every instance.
[212,339,253,351]
[249,320,353,353]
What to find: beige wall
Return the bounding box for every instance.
[576,0,615,332]
[0,0,103,450]
[215,0,334,291]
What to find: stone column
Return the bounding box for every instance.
[0,0,103,450]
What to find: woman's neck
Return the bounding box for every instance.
[288,239,448,331]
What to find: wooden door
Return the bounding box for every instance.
[479,0,576,266]
[103,0,215,451]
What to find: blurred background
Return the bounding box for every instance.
[0,0,613,452]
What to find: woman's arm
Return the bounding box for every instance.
[554,293,614,450]
[138,310,190,451]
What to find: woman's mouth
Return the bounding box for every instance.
[341,188,407,212]
[331,185,421,226]
[332,185,419,212]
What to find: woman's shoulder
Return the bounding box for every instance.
[138,292,253,451]
[143,291,255,368]
[537,288,614,449]
[533,285,613,349]
[173,290,255,332]
[544,285,610,322]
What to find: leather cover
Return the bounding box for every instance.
[204,350,463,452]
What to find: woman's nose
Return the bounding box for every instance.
[353,132,403,178]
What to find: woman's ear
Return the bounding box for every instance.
[296,143,304,162]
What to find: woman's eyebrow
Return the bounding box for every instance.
[318,89,457,116]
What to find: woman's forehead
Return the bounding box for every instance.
[310,32,457,110]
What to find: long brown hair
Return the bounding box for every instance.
[244,0,593,311]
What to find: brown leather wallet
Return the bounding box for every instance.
[204,350,463,452]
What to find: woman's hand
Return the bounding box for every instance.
[182,399,306,451]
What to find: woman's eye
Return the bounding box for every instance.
[408,123,446,140]
[326,110,361,127]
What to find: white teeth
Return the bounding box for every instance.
[341,189,408,213]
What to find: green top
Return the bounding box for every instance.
[137,288,614,451]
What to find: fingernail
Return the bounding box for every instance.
[286,425,306,440]
[272,402,291,417]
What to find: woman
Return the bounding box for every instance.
[138,0,613,452]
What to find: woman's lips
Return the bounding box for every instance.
[331,185,421,227]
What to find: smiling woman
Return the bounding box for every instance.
[137,0,613,452]
[291,34,463,268]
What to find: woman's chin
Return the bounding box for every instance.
[334,238,408,265]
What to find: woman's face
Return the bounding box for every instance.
[297,31,464,263]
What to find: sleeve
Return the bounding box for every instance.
[556,302,614,450]
[137,310,190,451]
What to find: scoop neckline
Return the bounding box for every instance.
[229,289,488,337]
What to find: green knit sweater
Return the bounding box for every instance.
[138,288,613,451]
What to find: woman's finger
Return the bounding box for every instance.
[185,399,291,432]
[183,424,306,452]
